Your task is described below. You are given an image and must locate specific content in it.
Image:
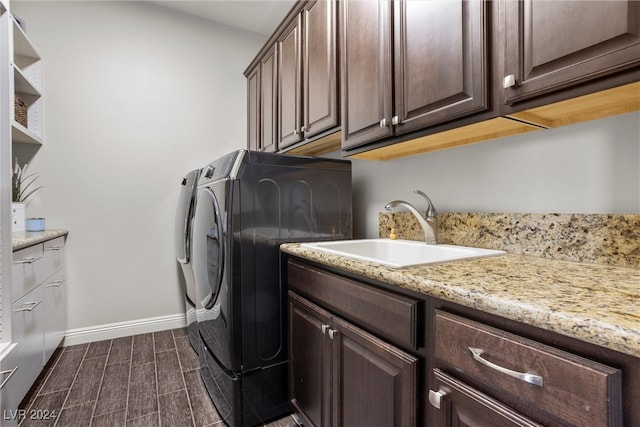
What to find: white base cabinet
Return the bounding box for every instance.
[6,235,67,417]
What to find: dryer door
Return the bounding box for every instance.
[192,183,237,370]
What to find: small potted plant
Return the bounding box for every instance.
[12,158,43,232]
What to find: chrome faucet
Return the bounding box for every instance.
[385,190,437,244]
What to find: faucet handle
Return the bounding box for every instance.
[413,190,437,218]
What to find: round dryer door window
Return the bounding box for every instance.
[193,187,225,312]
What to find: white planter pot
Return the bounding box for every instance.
[12,202,25,232]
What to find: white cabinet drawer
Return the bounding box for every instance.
[43,269,66,364]
[11,244,44,302]
[41,237,66,280]
[0,343,21,427]
[11,285,45,408]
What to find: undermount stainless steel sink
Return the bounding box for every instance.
[301,239,505,268]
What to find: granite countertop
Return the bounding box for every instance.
[12,229,69,251]
[281,242,640,359]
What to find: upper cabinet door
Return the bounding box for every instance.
[503,0,640,105]
[247,65,260,151]
[261,45,278,152]
[393,0,489,136]
[341,0,394,150]
[278,15,303,150]
[303,0,339,139]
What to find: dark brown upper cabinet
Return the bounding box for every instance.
[340,0,490,151]
[278,0,339,151]
[246,65,260,151]
[278,15,303,149]
[502,0,640,109]
[260,45,278,153]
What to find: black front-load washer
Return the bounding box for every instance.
[191,150,352,426]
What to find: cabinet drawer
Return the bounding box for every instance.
[12,244,44,301]
[0,343,21,427]
[434,310,622,427]
[288,260,420,349]
[11,285,46,409]
[41,236,66,280]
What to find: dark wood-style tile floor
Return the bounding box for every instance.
[18,328,296,427]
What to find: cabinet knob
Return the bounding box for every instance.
[301,126,306,133]
[379,118,387,128]
[293,129,298,135]
[428,388,448,409]
[328,329,335,339]
[321,324,329,335]
[503,74,516,88]
[391,115,400,125]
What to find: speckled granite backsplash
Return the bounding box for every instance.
[379,213,640,268]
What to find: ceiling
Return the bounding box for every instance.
[154,0,296,36]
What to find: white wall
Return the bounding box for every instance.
[12,2,265,330]
[10,1,640,333]
[348,112,640,238]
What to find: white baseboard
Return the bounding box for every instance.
[64,313,187,346]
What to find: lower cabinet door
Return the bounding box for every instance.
[332,316,418,427]
[289,292,333,427]
[429,369,542,427]
[43,269,66,363]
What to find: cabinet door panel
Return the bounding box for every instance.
[43,270,66,364]
[289,292,332,427]
[341,0,393,149]
[304,0,339,138]
[261,45,278,152]
[278,15,303,149]
[504,0,640,104]
[394,0,488,135]
[333,316,417,427]
[247,65,260,151]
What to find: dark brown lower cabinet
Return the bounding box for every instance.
[430,309,623,427]
[289,291,418,427]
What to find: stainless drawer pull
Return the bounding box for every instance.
[46,280,64,288]
[47,246,63,251]
[15,300,42,312]
[0,366,19,390]
[14,256,42,264]
[469,347,543,387]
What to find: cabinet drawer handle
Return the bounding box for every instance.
[391,115,400,125]
[469,347,543,386]
[15,300,42,312]
[14,256,42,264]
[321,324,329,335]
[47,246,63,251]
[428,388,447,409]
[379,118,387,128]
[46,280,64,288]
[503,74,516,88]
[328,329,335,339]
[0,366,19,390]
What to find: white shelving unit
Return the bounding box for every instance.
[1,3,44,423]
[11,14,42,145]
